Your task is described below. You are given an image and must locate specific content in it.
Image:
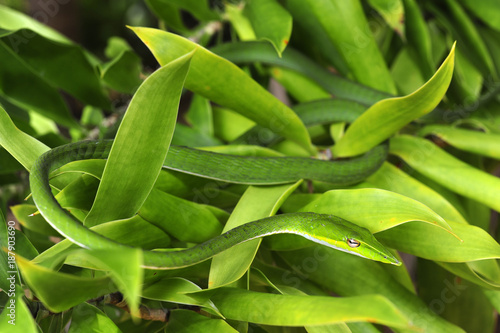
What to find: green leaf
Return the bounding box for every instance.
[208,182,301,288]
[145,0,188,33]
[52,159,240,209]
[101,50,142,94]
[390,48,425,95]
[417,260,496,333]
[233,99,366,146]
[0,41,79,129]
[70,247,143,319]
[0,5,71,44]
[270,67,331,102]
[172,123,223,147]
[333,43,455,157]
[0,149,23,174]
[84,51,192,227]
[329,122,346,144]
[167,309,237,333]
[376,221,500,263]
[390,135,500,212]
[438,261,500,290]
[33,216,170,269]
[1,29,110,109]
[429,0,496,79]
[244,0,292,56]
[213,107,255,142]
[458,0,500,31]
[285,0,350,76]
[362,162,468,224]
[105,36,132,58]
[253,269,382,333]
[140,188,223,243]
[131,27,315,154]
[54,174,99,212]
[142,277,221,316]
[278,247,465,332]
[50,159,106,181]
[16,255,115,312]
[449,48,483,103]
[289,188,454,234]
[402,0,434,78]
[68,302,122,333]
[185,94,213,137]
[367,0,405,36]
[0,105,49,171]
[212,41,391,105]
[191,288,410,329]
[419,125,500,159]
[483,289,500,313]
[11,204,60,236]
[304,0,396,94]
[225,3,256,41]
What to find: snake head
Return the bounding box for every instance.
[342,231,401,266]
[300,214,401,266]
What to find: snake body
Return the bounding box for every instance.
[30,141,398,269]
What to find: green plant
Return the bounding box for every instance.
[1,0,500,332]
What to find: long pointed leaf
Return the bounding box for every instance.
[16,255,115,312]
[0,105,48,171]
[286,188,454,234]
[390,135,500,211]
[304,0,396,94]
[84,51,192,226]
[333,43,455,157]
[131,27,315,154]
[419,125,500,159]
[190,288,410,329]
[362,162,468,224]
[244,0,292,56]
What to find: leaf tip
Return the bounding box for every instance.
[126,25,139,32]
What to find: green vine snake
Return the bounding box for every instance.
[29,140,400,269]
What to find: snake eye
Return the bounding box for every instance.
[347,238,360,248]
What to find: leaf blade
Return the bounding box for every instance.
[131,27,315,154]
[333,43,455,157]
[84,51,192,226]
[244,0,292,56]
[390,135,500,212]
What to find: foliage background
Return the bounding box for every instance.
[1,0,500,332]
